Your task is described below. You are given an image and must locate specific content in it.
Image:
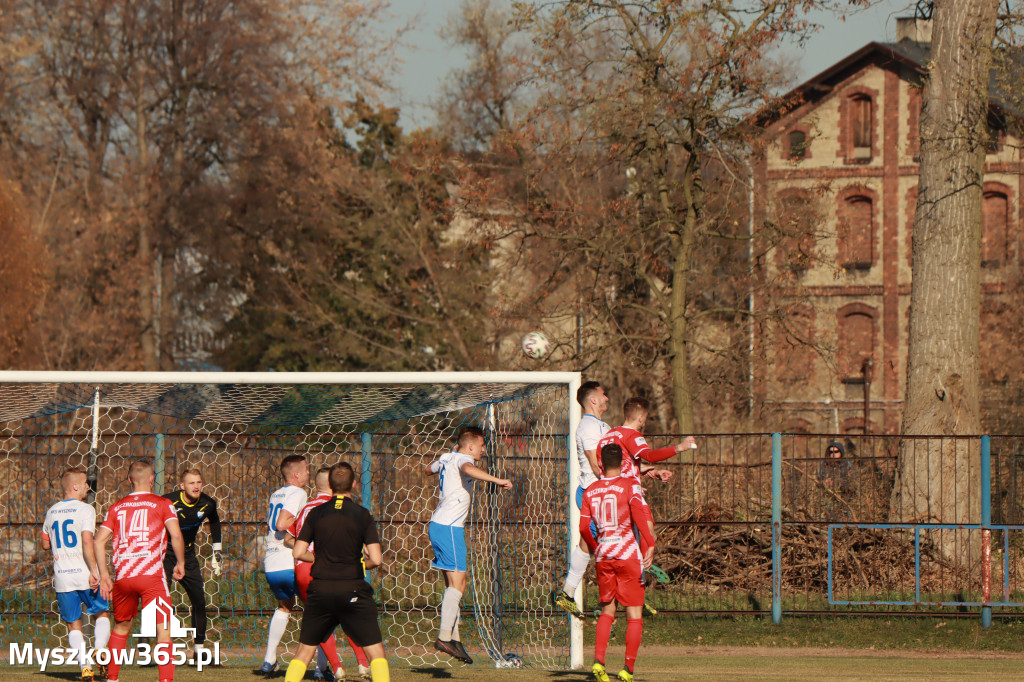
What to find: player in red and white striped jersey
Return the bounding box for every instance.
[286,468,370,680]
[95,460,186,682]
[579,444,656,682]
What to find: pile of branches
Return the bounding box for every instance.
[653,503,960,593]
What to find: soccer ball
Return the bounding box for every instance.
[521,331,550,360]
[498,653,524,668]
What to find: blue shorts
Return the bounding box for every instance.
[429,522,467,572]
[265,569,298,600]
[56,589,108,623]
[576,486,598,539]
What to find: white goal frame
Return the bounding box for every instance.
[0,370,585,669]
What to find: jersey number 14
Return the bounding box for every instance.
[116,509,150,543]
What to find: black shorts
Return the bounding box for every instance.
[299,580,383,648]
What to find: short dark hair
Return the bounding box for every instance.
[577,381,603,408]
[600,443,623,472]
[457,426,485,448]
[623,397,650,421]
[329,462,355,493]
[281,454,307,478]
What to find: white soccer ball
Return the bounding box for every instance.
[521,331,551,360]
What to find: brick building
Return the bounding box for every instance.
[755,18,1023,435]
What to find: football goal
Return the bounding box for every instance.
[0,371,584,669]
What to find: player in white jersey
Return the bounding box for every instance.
[42,467,111,682]
[259,455,310,674]
[424,426,512,664]
[552,380,610,620]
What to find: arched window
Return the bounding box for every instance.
[773,190,819,273]
[838,194,874,268]
[983,190,1009,266]
[838,308,875,380]
[788,130,807,160]
[850,95,873,159]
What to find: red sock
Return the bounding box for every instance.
[106,632,128,681]
[594,614,614,665]
[320,635,341,671]
[155,642,175,682]
[348,637,369,667]
[625,618,643,673]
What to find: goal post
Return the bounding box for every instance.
[0,371,583,670]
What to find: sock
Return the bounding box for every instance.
[68,630,86,670]
[370,658,390,682]
[625,618,643,673]
[316,646,328,671]
[264,609,290,664]
[106,632,128,681]
[438,587,463,641]
[348,637,369,667]
[320,634,341,671]
[155,642,174,682]
[285,659,307,682]
[94,617,111,651]
[562,547,591,593]
[594,614,613,665]
[452,613,460,641]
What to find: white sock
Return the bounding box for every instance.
[264,609,290,664]
[438,587,463,641]
[452,614,460,642]
[94,616,111,651]
[68,630,86,670]
[562,547,591,594]
[316,646,328,671]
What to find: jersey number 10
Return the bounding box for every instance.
[116,509,150,543]
[597,495,619,532]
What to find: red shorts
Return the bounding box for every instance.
[295,562,312,602]
[112,574,172,624]
[596,559,645,607]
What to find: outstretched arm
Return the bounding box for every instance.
[460,462,512,490]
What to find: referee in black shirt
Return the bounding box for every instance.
[285,462,390,682]
[163,466,222,654]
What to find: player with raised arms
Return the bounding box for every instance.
[259,454,309,674]
[163,466,222,661]
[286,463,390,682]
[580,444,656,682]
[94,459,186,682]
[42,466,111,682]
[552,380,611,620]
[286,467,371,680]
[425,426,512,664]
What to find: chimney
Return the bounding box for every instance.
[896,16,932,43]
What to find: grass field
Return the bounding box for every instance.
[7,647,1024,681]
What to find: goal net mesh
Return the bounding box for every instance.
[0,378,573,669]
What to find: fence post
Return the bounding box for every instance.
[155,433,165,493]
[982,434,992,628]
[360,432,372,510]
[772,432,782,625]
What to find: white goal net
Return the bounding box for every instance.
[0,371,581,670]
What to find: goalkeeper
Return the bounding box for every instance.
[163,466,223,657]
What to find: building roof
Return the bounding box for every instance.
[759,38,1022,128]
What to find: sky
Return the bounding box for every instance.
[383,0,918,130]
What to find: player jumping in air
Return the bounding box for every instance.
[94,460,186,682]
[286,467,372,680]
[259,454,309,674]
[552,380,611,620]
[580,444,657,682]
[287,463,391,682]
[163,466,222,660]
[42,466,111,682]
[425,426,512,664]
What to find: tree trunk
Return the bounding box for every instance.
[892,0,999,568]
[136,76,157,372]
